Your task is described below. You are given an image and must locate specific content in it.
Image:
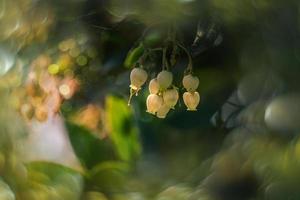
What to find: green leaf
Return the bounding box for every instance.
[26,161,82,178]
[66,122,117,169]
[0,179,15,200]
[25,162,83,199]
[143,30,163,48]
[124,43,144,68]
[105,95,141,162]
[88,161,129,193]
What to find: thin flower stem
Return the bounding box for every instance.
[150,48,163,52]
[177,43,193,74]
[128,88,135,106]
[137,47,163,67]
[162,48,167,70]
[128,87,140,106]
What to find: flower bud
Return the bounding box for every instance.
[130,68,148,91]
[35,105,48,122]
[156,103,170,119]
[182,74,199,92]
[146,94,163,114]
[149,78,160,94]
[183,91,200,111]
[157,70,173,90]
[163,88,179,109]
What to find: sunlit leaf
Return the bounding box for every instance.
[105,95,141,161]
[124,43,144,68]
[26,161,82,178]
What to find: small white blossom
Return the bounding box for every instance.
[183,91,200,111]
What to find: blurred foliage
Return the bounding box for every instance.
[1,0,300,199]
[66,122,116,169]
[124,43,144,69]
[88,161,129,193]
[105,95,141,162]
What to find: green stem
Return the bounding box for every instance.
[162,48,167,70]
[177,43,193,73]
[137,47,163,67]
[128,88,138,106]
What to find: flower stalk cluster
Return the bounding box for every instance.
[128,45,200,118]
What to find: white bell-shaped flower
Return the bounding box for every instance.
[163,88,179,109]
[149,78,160,94]
[183,91,200,111]
[130,68,148,91]
[157,70,173,90]
[146,94,163,115]
[182,74,199,92]
[156,103,170,119]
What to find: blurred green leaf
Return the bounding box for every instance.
[66,122,117,169]
[143,30,164,48]
[124,43,144,68]
[25,162,82,200]
[105,95,141,162]
[0,179,15,200]
[26,161,82,179]
[88,161,129,193]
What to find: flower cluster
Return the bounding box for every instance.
[129,68,200,118]
[19,54,79,122]
[16,33,98,122]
